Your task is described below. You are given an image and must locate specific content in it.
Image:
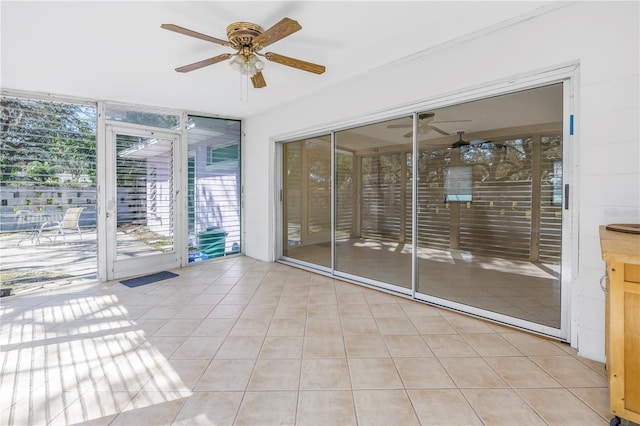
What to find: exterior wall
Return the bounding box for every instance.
[243,1,639,362]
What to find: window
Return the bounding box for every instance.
[444,166,473,202]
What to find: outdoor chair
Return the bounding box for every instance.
[37,207,84,244]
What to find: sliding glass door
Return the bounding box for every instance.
[334,118,413,291]
[277,81,569,337]
[282,135,332,268]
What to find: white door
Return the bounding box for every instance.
[104,124,181,280]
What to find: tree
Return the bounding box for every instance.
[0,98,97,186]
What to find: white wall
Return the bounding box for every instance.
[243,1,639,362]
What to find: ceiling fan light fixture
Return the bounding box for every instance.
[228,54,264,77]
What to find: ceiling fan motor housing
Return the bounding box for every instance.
[227,22,264,51]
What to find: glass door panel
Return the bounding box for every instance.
[105,125,180,279]
[282,136,332,268]
[335,117,412,290]
[416,84,564,330]
[186,115,241,261]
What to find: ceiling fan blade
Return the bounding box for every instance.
[161,24,231,47]
[253,18,302,49]
[429,125,450,136]
[175,53,232,73]
[403,130,413,138]
[251,72,267,88]
[264,52,325,74]
[387,124,412,129]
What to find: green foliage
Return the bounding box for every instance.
[0,97,97,186]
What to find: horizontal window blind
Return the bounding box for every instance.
[0,96,97,289]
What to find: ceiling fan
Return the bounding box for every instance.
[387,112,471,138]
[161,17,326,88]
[448,131,498,149]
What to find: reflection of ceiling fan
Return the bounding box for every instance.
[449,131,498,149]
[387,112,471,138]
[161,17,326,88]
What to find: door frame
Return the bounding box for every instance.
[99,120,183,281]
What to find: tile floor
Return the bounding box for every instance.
[1,256,611,425]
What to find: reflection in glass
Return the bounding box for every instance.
[282,136,332,267]
[186,116,241,261]
[416,84,563,328]
[335,117,413,289]
[116,133,174,259]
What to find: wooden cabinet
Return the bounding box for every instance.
[600,226,640,424]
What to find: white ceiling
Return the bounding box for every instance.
[1,1,556,118]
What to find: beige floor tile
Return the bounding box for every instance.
[408,389,483,425]
[171,336,224,359]
[576,355,607,377]
[144,336,186,358]
[462,388,547,425]
[153,319,201,337]
[188,293,225,305]
[228,317,271,336]
[462,333,523,356]
[305,317,342,335]
[173,304,213,319]
[349,358,403,389]
[134,319,169,336]
[215,335,264,359]
[423,334,478,357]
[501,331,568,355]
[219,293,253,305]
[518,388,607,425]
[297,390,357,426]
[303,335,346,358]
[194,359,254,391]
[345,334,390,358]
[376,316,419,335]
[369,303,407,318]
[259,336,303,358]
[234,391,297,426]
[206,304,245,319]
[1,257,613,426]
[267,318,306,336]
[51,391,127,425]
[399,300,442,317]
[172,391,242,425]
[411,316,458,334]
[239,304,276,319]
[307,303,340,318]
[142,359,210,391]
[247,358,301,390]
[353,390,420,425]
[201,284,234,294]
[300,358,351,390]
[530,355,609,387]
[444,314,495,334]
[338,292,369,305]
[484,356,562,388]
[339,303,374,318]
[138,305,183,320]
[341,317,380,335]
[190,318,235,336]
[440,357,508,388]
[110,390,188,425]
[273,304,308,319]
[384,335,434,357]
[395,357,456,389]
[570,387,612,420]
